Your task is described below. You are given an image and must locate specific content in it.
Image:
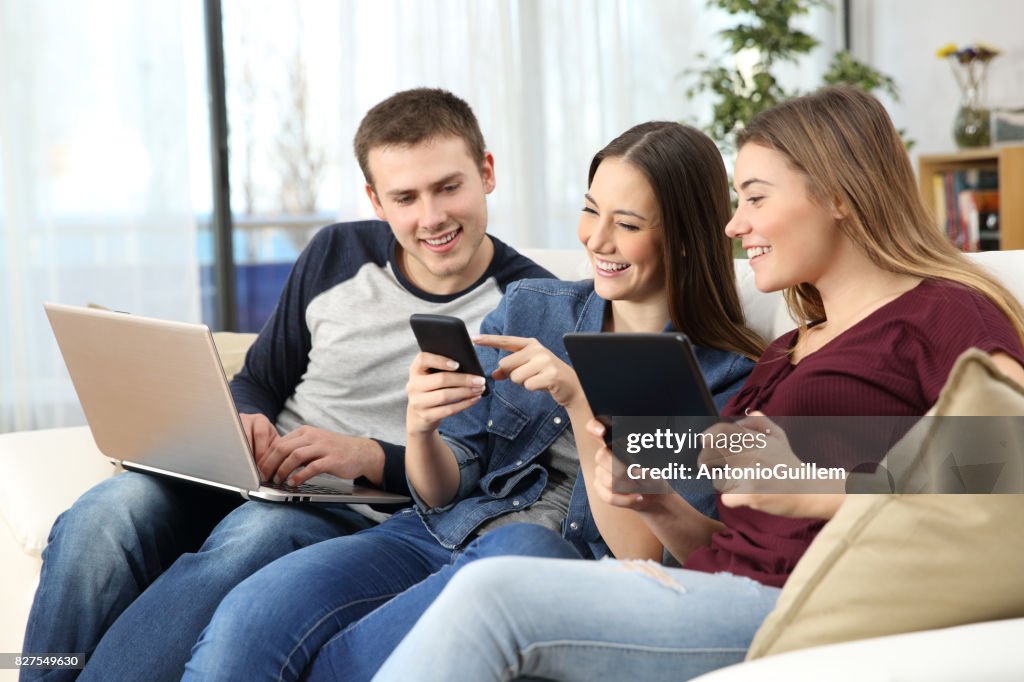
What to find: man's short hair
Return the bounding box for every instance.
[353,88,487,187]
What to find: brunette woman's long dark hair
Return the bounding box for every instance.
[590,122,764,359]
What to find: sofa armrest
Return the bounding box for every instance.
[0,426,115,557]
[692,617,1024,681]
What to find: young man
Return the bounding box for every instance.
[21,88,550,682]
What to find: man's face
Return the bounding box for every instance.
[366,136,495,294]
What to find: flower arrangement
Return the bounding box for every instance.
[937,43,999,95]
[936,43,999,147]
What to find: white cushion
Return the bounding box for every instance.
[0,426,115,557]
[969,250,1024,301]
[733,258,793,339]
[692,617,1024,682]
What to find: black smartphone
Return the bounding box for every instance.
[409,314,489,396]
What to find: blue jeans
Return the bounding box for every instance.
[21,472,374,682]
[373,556,782,682]
[183,517,582,681]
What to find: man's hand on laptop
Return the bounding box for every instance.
[239,413,280,463]
[257,426,386,489]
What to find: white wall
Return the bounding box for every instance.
[851,0,1024,155]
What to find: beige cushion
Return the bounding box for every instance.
[748,349,1024,659]
[212,332,258,380]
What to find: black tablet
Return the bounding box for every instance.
[563,332,718,447]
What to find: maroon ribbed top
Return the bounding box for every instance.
[683,279,1024,587]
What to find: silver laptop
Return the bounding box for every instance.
[43,302,409,504]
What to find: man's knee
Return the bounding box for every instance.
[199,502,360,558]
[186,586,256,669]
[48,473,177,547]
[468,523,579,560]
[198,558,307,642]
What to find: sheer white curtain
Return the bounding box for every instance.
[334,0,743,248]
[228,0,836,250]
[0,0,205,432]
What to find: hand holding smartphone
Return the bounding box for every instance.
[409,314,489,396]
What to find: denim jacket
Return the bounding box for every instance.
[409,278,755,557]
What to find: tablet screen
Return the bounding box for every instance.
[563,332,718,419]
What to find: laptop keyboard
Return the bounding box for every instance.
[262,480,350,495]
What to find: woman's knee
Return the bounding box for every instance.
[201,502,306,553]
[442,557,539,613]
[190,552,340,664]
[194,503,367,578]
[185,587,263,675]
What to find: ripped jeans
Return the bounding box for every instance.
[373,540,781,682]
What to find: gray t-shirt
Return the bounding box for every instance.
[474,427,580,537]
[230,222,551,518]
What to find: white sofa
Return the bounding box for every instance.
[2,249,1023,681]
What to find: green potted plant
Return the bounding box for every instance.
[687,0,902,152]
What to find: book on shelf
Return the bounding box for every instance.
[931,168,999,252]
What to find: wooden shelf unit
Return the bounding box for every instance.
[918,146,1024,250]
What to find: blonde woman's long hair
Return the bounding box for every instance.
[736,85,1024,345]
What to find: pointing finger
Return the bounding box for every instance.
[472,334,533,351]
